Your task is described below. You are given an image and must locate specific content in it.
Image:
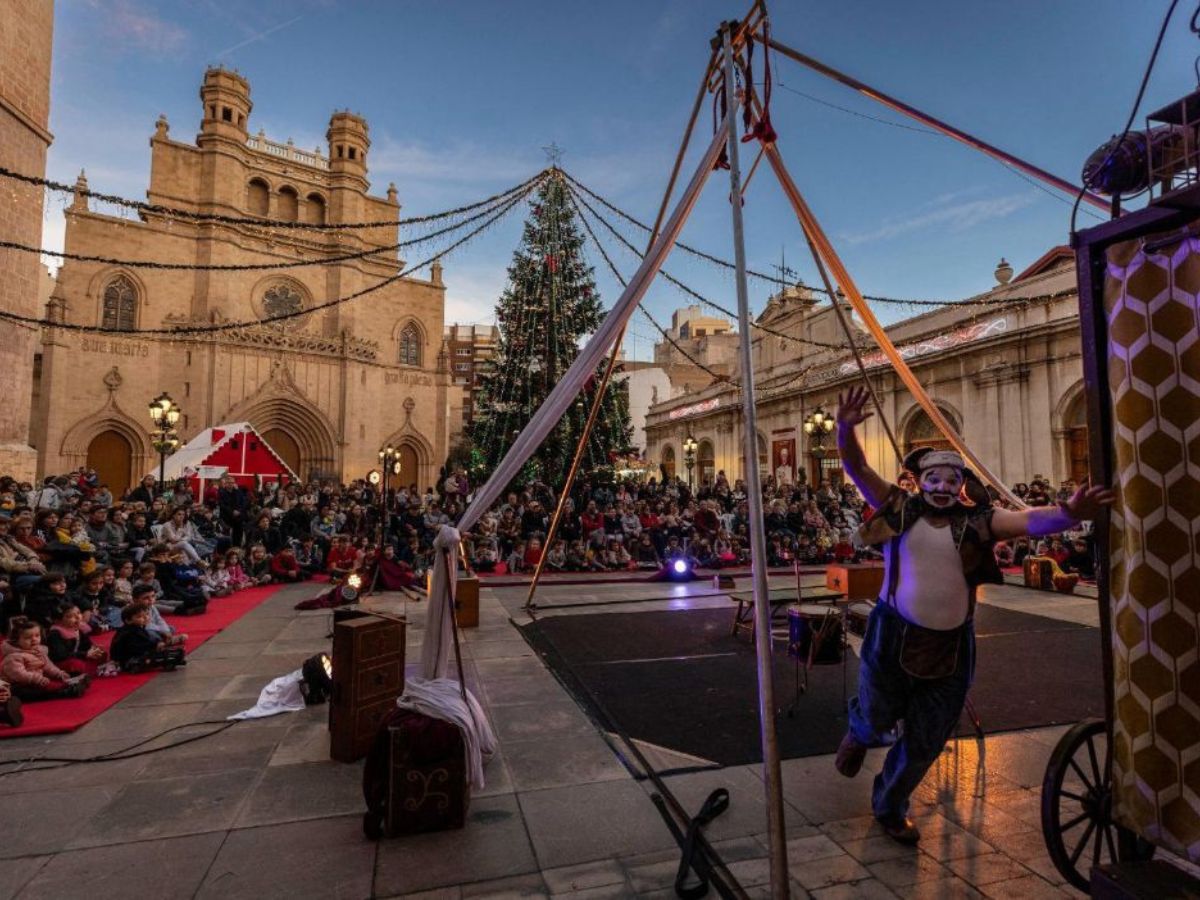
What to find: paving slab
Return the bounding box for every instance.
[504,732,628,791]
[0,785,117,858]
[374,794,539,896]
[19,832,225,900]
[519,780,676,869]
[198,814,375,900]
[235,759,365,827]
[0,856,49,900]
[67,768,259,848]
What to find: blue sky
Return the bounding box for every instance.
[43,0,1194,359]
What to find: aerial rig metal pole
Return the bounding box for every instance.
[721,19,791,900]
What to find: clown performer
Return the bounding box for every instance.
[832,385,1114,844]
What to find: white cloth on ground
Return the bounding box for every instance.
[396,675,496,788]
[227,669,306,720]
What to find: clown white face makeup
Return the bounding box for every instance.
[919,465,963,509]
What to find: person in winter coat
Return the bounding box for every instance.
[47,604,106,675]
[109,603,185,672]
[1,617,87,701]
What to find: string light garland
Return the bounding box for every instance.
[0,185,535,336]
[562,170,1064,309]
[0,179,540,272]
[0,164,549,231]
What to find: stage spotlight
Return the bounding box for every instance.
[338,573,363,604]
[672,559,689,575]
[300,652,333,705]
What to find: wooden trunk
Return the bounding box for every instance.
[425,572,480,629]
[825,563,884,600]
[330,615,405,763]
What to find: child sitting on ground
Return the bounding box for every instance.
[130,584,187,649]
[523,537,543,571]
[201,556,233,597]
[224,549,253,591]
[71,570,109,634]
[109,602,186,673]
[108,559,135,627]
[269,545,304,583]
[246,544,273,585]
[1,617,88,700]
[47,603,107,675]
[146,545,206,614]
[566,540,587,571]
[294,537,323,579]
[545,539,567,572]
[506,541,527,575]
[135,560,164,600]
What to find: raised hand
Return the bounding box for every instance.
[836,385,874,430]
[1062,483,1116,521]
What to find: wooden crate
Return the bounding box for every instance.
[825,563,884,600]
[330,615,405,763]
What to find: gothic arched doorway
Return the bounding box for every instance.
[262,428,301,480]
[87,430,133,497]
[398,443,420,489]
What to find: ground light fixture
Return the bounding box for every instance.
[300,652,333,705]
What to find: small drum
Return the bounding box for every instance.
[846,601,874,637]
[787,604,844,666]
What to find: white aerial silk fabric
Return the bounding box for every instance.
[395,676,497,788]
[227,669,306,720]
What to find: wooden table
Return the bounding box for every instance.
[728,586,844,638]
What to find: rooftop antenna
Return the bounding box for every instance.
[771,245,799,288]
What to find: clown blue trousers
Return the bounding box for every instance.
[848,601,975,819]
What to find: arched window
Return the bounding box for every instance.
[101,275,137,330]
[278,186,299,222]
[399,324,422,367]
[305,193,326,225]
[247,178,269,216]
[903,406,959,455]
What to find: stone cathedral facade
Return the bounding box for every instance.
[33,68,456,495]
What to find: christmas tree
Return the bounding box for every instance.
[469,171,633,489]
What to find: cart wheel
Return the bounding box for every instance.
[1041,718,1154,892]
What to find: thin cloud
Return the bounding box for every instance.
[841,192,1038,245]
[86,0,187,56]
[214,14,306,58]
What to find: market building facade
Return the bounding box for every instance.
[644,251,1089,493]
[33,68,456,496]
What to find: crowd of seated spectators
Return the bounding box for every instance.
[0,463,1095,726]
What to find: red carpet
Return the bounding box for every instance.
[1,582,288,739]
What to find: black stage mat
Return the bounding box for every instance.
[522,604,1103,767]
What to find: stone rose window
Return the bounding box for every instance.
[260,282,308,329]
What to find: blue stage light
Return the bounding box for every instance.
[672,559,689,575]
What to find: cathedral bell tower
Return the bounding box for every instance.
[197,66,252,146]
[327,110,369,181]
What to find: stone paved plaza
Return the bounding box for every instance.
[0,576,1117,898]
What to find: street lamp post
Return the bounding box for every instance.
[148,392,183,498]
[377,445,402,544]
[683,435,698,491]
[803,407,836,484]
